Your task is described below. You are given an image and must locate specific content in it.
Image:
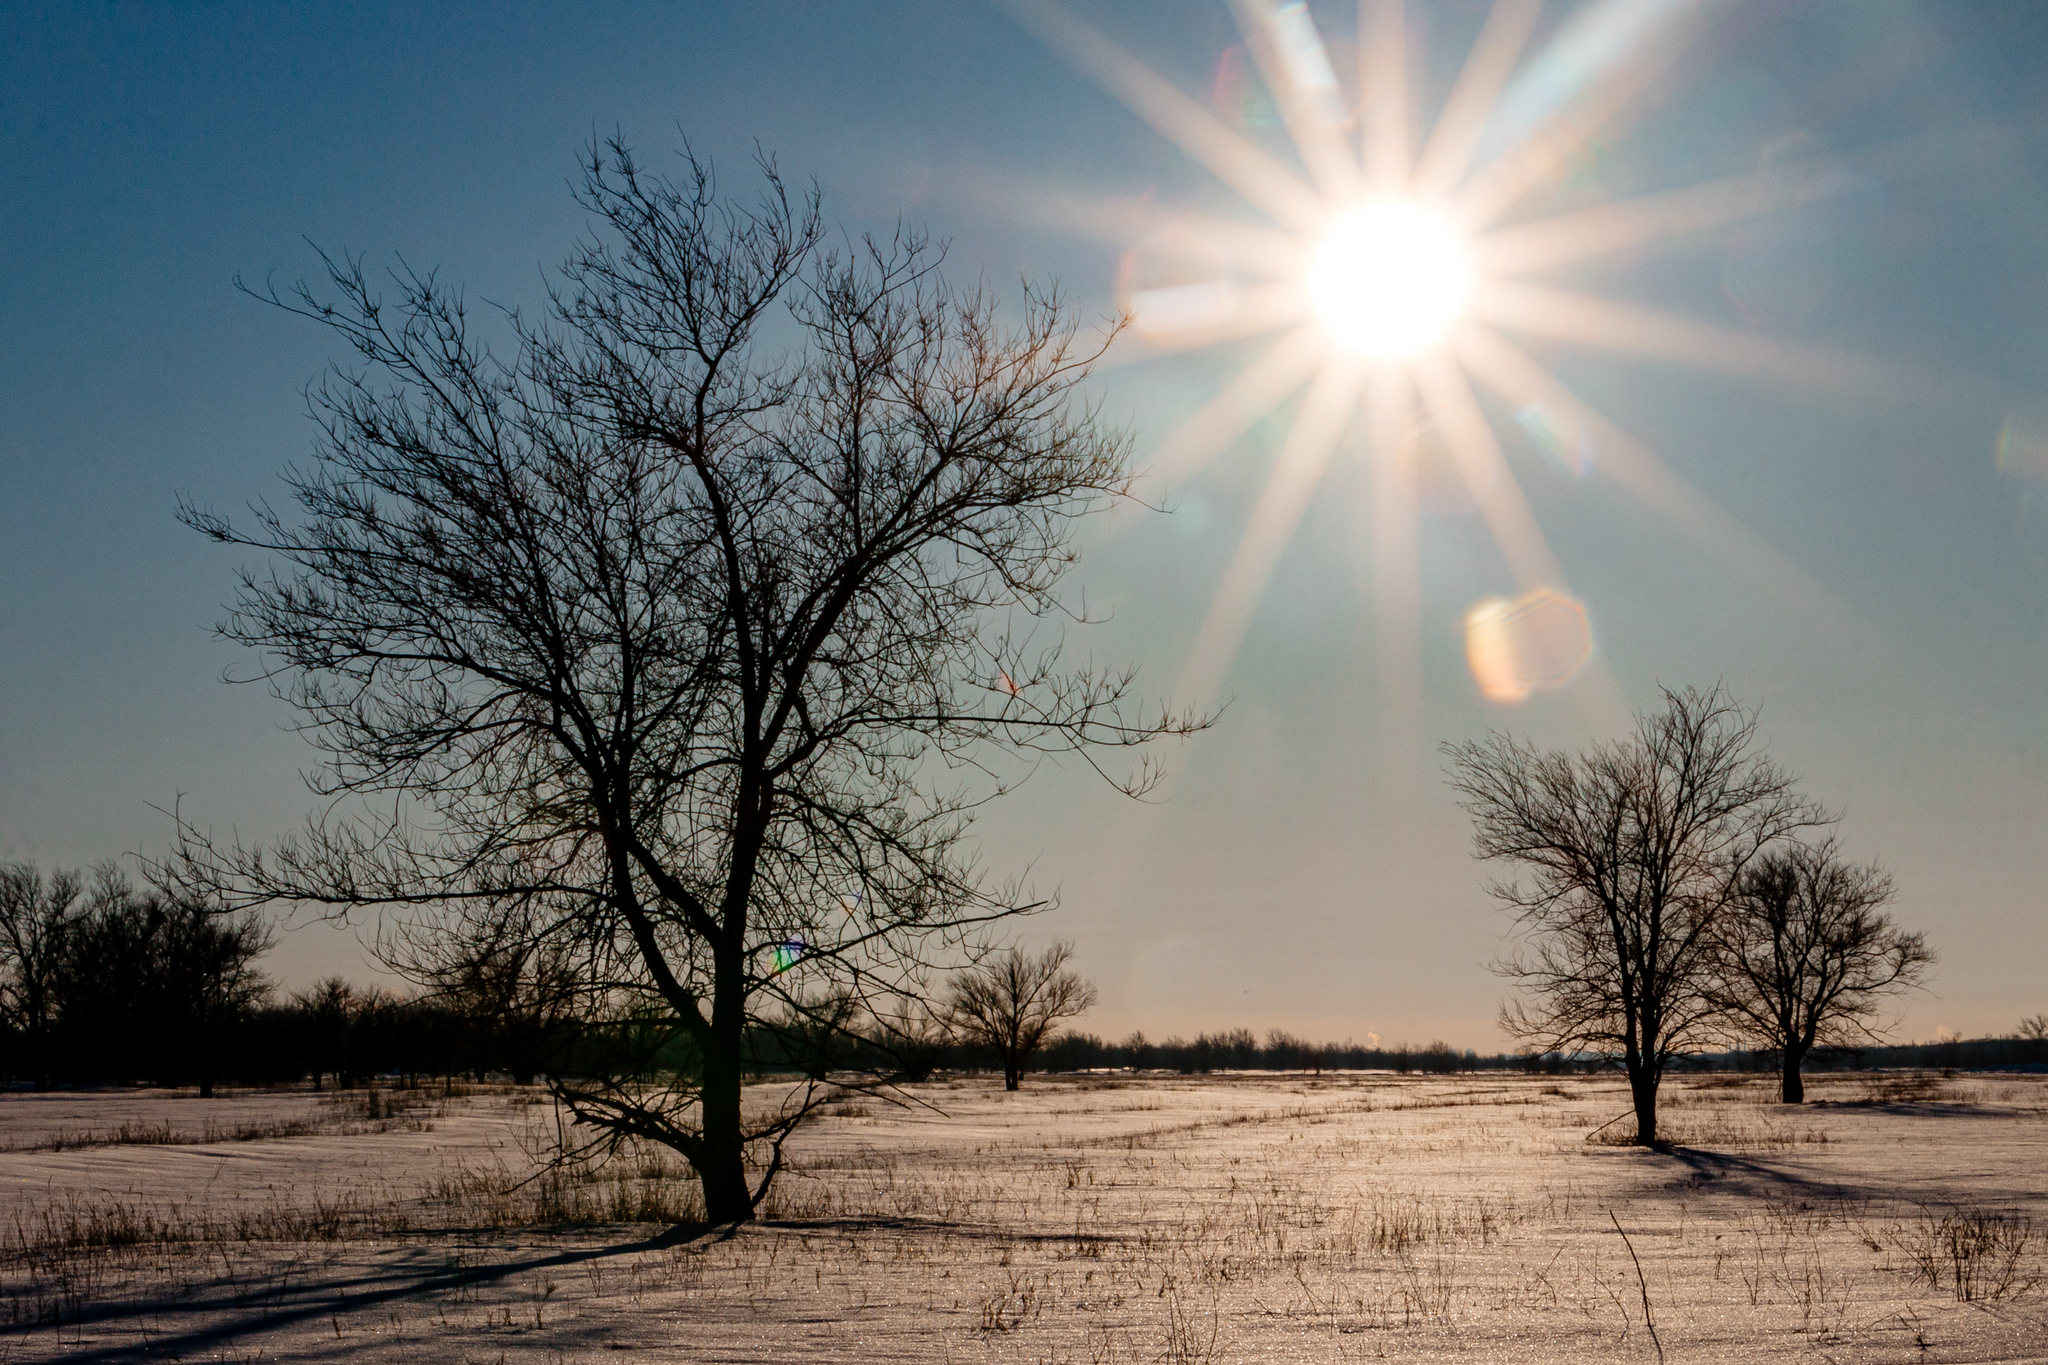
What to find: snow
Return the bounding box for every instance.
[4,1071,2045,1361]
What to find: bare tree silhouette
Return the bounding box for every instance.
[20,866,274,1093]
[1711,838,1931,1103]
[1445,684,1824,1145]
[164,137,1199,1221]
[0,864,85,1090]
[947,942,1097,1090]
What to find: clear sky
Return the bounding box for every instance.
[4,1,2045,1048]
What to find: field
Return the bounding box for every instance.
[3,1071,2045,1362]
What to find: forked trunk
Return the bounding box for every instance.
[1781,1046,1807,1104]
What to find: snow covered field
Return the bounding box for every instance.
[4,1071,2045,1362]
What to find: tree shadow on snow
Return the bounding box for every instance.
[41,1220,735,1364]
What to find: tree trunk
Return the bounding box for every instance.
[1780,1046,1807,1104]
[698,952,754,1224]
[1003,1056,1020,1092]
[1628,1065,1660,1145]
[698,1059,752,1222]
[199,1076,213,1099]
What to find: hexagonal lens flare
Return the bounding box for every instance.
[1464,588,1595,702]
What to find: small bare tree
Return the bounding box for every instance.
[2020,1014,2048,1043]
[1446,684,1824,1145]
[1712,839,1930,1103]
[165,138,1197,1221]
[150,895,277,1097]
[947,942,1096,1090]
[0,864,85,1090]
[37,868,272,1093]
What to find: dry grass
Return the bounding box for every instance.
[2,1072,2045,1361]
[0,1086,460,1154]
[1885,1207,2041,1301]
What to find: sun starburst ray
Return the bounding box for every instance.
[1450,323,1868,633]
[1231,0,1361,203]
[1474,280,1909,396]
[1122,218,1314,279]
[1145,326,1328,484]
[1412,349,1568,591]
[1365,364,1425,783]
[1470,161,1840,275]
[1003,0,1329,233]
[1360,0,1411,194]
[1411,0,1544,201]
[1451,1,1717,231]
[1177,358,1366,707]
[1117,280,1316,363]
[1471,0,1717,163]
[972,178,1310,271]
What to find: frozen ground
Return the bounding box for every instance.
[3,1070,2045,1362]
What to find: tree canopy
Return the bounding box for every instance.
[168,139,1199,1219]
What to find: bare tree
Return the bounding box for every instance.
[1445,684,1824,1145]
[289,977,359,1092]
[1711,839,1930,1103]
[152,895,277,1097]
[946,942,1097,1090]
[0,864,85,1090]
[385,898,587,1086]
[165,138,1198,1221]
[2020,1014,2048,1043]
[53,868,273,1094]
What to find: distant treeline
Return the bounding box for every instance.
[1718,1036,2048,1074]
[0,862,598,1092]
[1038,1030,1514,1074]
[8,862,2042,1090]
[10,995,2045,1091]
[1029,1030,2048,1078]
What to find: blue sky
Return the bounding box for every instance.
[3,1,2045,1045]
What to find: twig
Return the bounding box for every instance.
[1585,1109,1635,1143]
[1610,1209,1665,1364]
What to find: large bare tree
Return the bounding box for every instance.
[1712,839,1931,1103]
[1445,685,1824,1145]
[167,139,1196,1221]
[946,941,1097,1090]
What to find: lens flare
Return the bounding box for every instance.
[771,939,806,973]
[1513,403,1594,477]
[1307,204,1472,357]
[1996,409,2048,479]
[1210,45,1282,129]
[1015,0,1885,740]
[1464,587,1594,702]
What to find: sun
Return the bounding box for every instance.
[1307,202,1472,358]
[1009,0,1881,741]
